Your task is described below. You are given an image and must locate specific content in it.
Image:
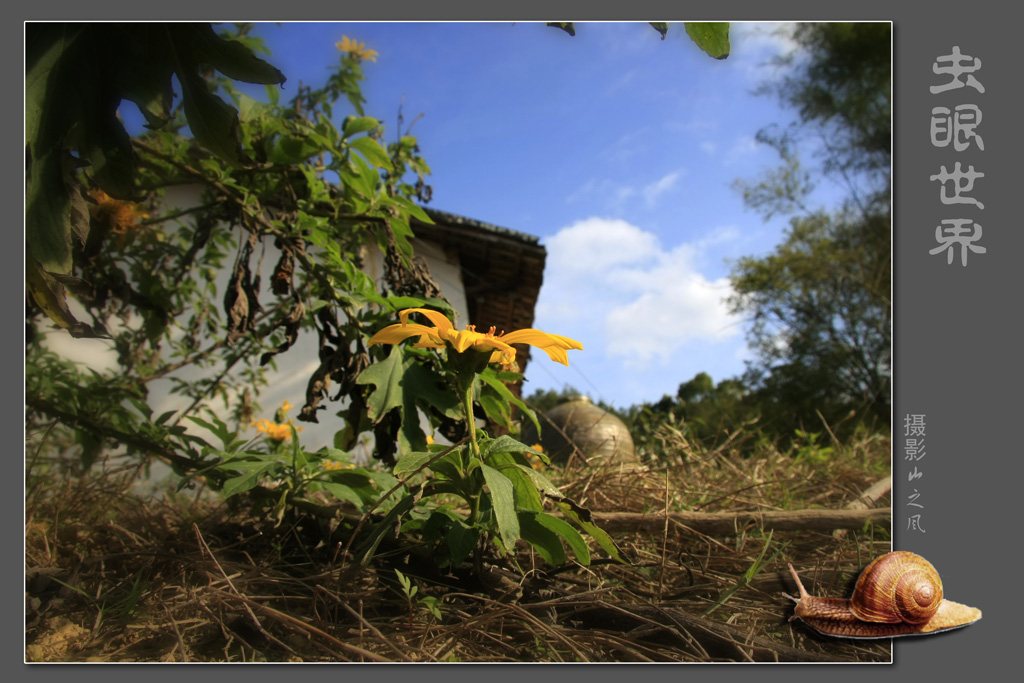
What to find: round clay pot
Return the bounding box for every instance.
[522,396,637,468]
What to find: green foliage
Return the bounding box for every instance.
[684,23,731,60]
[24,24,437,515]
[388,423,613,569]
[790,429,836,465]
[25,23,284,281]
[395,569,443,623]
[545,21,730,60]
[620,372,760,459]
[357,345,462,455]
[729,23,891,437]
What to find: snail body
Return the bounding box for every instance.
[786,551,982,639]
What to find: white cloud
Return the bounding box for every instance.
[724,134,762,164]
[536,217,742,371]
[565,170,685,212]
[546,218,659,273]
[728,22,801,84]
[642,171,682,207]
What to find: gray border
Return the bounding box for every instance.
[13,0,1019,680]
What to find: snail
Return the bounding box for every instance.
[785,551,982,638]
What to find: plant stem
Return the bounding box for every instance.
[460,375,480,460]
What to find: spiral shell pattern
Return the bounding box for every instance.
[849,551,943,624]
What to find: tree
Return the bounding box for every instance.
[729,23,891,435]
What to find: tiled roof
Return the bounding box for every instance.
[413,208,547,380]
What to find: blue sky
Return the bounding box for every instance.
[226,21,816,410]
[82,21,831,419]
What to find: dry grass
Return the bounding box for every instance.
[25,429,892,663]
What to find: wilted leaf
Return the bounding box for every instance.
[546,22,576,37]
[25,255,98,338]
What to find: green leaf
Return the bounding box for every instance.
[185,414,236,449]
[426,448,466,483]
[25,26,81,272]
[483,448,544,512]
[78,98,136,198]
[388,195,434,225]
[221,461,278,498]
[552,497,628,564]
[177,70,251,165]
[267,133,323,165]
[517,511,566,565]
[355,494,417,565]
[25,150,73,274]
[513,463,561,497]
[481,434,538,459]
[343,116,381,137]
[265,82,280,106]
[177,23,286,85]
[356,346,406,421]
[480,463,519,553]
[649,22,669,40]
[321,481,366,508]
[324,469,382,506]
[342,152,379,200]
[393,450,434,479]
[704,531,784,616]
[385,215,416,265]
[478,392,510,431]
[529,511,591,566]
[446,520,478,566]
[479,368,540,434]
[356,343,460,454]
[685,22,730,60]
[349,135,394,170]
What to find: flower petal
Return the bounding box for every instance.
[399,308,455,334]
[368,322,437,346]
[501,329,583,366]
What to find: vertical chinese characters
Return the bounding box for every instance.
[904,414,927,532]
[928,47,986,266]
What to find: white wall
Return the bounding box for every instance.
[42,184,470,464]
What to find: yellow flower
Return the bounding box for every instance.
[89,189,149,246]
[323,460,356,471]
[526,446,547,471]
[368,308,583,369]
[252,403,304,442]
[336,35,378,62]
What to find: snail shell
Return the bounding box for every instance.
[786,551,982,639]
